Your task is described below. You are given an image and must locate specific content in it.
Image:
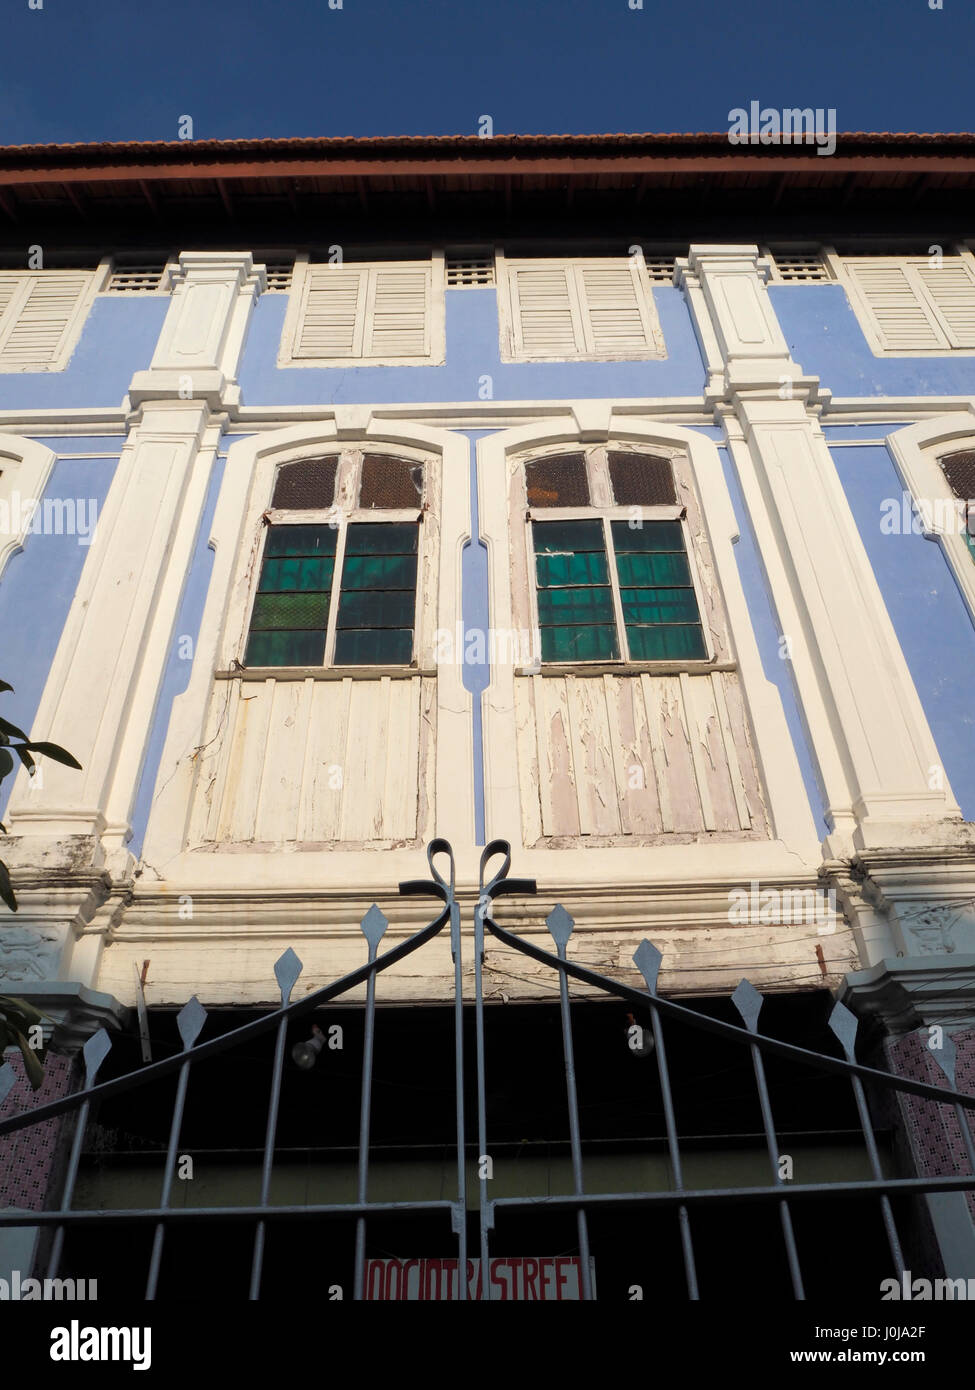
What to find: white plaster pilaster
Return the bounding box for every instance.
[683,245,962,855]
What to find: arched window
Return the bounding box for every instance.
[521,445,710,666]
[242,450,426,668]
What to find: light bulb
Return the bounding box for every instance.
[292,1024,325,1070]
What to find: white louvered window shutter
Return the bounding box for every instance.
[843,256,975,351]
[291,262,434,362]
[504,258,663,361]
[0,271,93,371]
[913,258,975,348]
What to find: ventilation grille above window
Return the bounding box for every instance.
[446,252,494,288]
[608,451,677,505]
[262,260,294,293]
[271,457,339,510]
[767,251,831,282]
[526,454,590,507]
[942,451,975,501]
[642,257,676,283]
[105,262,170,294]
[360,455,423,509]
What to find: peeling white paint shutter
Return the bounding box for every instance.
[0,271,91,369]
[293,266,367,358]
[576,262,656,354]
[843,259,947,351]
[913,258,975,348]
[509,264,585,357]
[365,266,430,357]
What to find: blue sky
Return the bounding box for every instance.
[2,0,972,145]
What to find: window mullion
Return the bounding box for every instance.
[323,520,348,665]
[605,515,629,661]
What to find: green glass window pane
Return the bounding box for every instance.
[249,591,331,630]
[266,525,338,558]
[344,523,418,556]
[619,587,701,625]
[611,520,686,553]
[336,589,415,629]
[532,519,605,554]
[535,551,609,588]
[341,553,418,591]
[244,630,326,667]
[540,625,619,662]
[334,628,413,664]
[258,555,334,593]
[616,551,691,588]
[626,624,707,661]
[536,586,615,626]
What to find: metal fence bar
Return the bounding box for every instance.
[634,941,699,1299]
[547,906,593,1300]
[353,907,389,1301]
[145,998,207,1300]
[47,1030,112,1280]
[249,948,303,1300]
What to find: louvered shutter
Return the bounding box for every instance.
[506,259,661,360]
[293,264,432,361]
[913,259,975,348]
[508,264,584,358]
[577,263,656,355]
[843,259,948,351]
[0,271,91,370]
[365,267,429,357]
[293,267,366,358]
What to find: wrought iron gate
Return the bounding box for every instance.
[1,838,974,1300]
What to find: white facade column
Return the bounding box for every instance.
[6,254,265,891]
[679,245,962,858]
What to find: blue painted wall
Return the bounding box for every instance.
[238,286,706,405]
[0,444,121,819]
[830,442,975,820]
[770,285,975,398]
[0,298,168,411]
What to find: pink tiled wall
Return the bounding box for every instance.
[0,1050,76,1211]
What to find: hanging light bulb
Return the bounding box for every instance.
[292,1024,325,1070]
[625,1011,655,1059]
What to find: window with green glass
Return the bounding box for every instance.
[245,521,418,667]
[532,517,707,663]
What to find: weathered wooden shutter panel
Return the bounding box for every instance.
[913,259,975,348]
[365,267,430,357]
[844,259,947,351]
[509,264,584,357]
[294,267,366,358]
[577,263,655,355]
[0,272,90,369]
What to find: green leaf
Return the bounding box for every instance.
[0,680,13,694]
[0,749,13,781]
[20,742,82,770]
[15,746,34,775]
[0,859,17,913]
[0,716,29,742]
[9,1026,45,1090]
[0,996,52,1029]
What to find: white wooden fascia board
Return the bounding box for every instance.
[277,256,445,368]
[0,434,58,579]
[478,416,819,856]
[886,411,975,636]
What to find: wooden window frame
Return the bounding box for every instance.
[277,253,446,368]
[521,446,715,673]
[240,448,428,674]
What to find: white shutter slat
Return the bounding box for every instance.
[844,260,947,351]
[0,272,90,369]
[914,260,975,348]
[510,265,583,357]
